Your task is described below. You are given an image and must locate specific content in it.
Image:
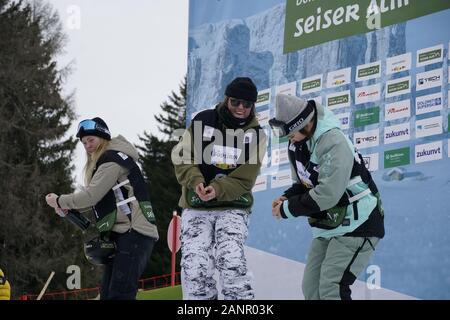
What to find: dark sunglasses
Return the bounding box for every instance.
[229,97,254,109]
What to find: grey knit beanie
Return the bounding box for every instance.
[274,94,315,135]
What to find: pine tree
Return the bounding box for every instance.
[137,77,186,278]
[0,0,100,298]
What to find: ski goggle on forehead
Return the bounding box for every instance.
[76,119,110,137]
[268,118,291,138]
[269,100,315,138]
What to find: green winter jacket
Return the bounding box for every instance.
[173,106,267,210]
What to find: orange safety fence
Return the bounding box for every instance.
[20,272,181,300]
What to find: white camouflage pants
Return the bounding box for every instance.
[181,208,254,300]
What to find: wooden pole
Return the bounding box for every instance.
[37,271,55,300]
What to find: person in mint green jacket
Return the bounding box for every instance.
[269,94,384,300]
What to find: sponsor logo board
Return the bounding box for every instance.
[416,68,442,91]
[384,99,410,121]
[300,74,322,95]
[415,92,442,115]
[415,116,442,138]
[416,44,443,67]
[386,53,411,75]
[384,147,410,168]
[327,90,351,110]
[386,76,410,98]
[356,61,381,82]
[415,141,443,164]
[326,67,351,88]
[355,84,381,105]
[384,122,410,144]
[271,170,293,189]
[353,129,379,149]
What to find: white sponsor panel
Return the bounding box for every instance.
[416,44,443,68]
[256,88,271,108]
[300,74,322,95]
[337,112,350,130]
[386,52,411,75]
[449,90,450,108]
[448,140,450,158]
[415,141,443,164]
[449,66,450,84]
[415,116,443,138]
[384,99,410,121]
[353,129,379,149]
[252,175,268,193]
[385,76,411,98]
[271,145,289,166]
[326,90,351,110]
[361,153,379,172]
[355,84,380,105]
[415,92,443,115]
[416,68,442,91]
[256,109,270,127]
[384,122,410,145]
[275,81,297,96]
[271,170,293,189]
[356,61,381,82]
[326,67,351,88]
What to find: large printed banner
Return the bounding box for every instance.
[284,0,450,53]
[187,0,450,299]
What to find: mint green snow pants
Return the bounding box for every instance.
[302,236,380,300]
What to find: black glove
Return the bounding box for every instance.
[283,183,309,198]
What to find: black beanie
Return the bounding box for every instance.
[76,117,111,141]
[225,77,258,102]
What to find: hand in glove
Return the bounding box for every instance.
[45,193,59,208]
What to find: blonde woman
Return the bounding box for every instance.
[45,117,158,300]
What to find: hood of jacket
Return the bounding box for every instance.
[106,135,139,162]
[307,101,342,149]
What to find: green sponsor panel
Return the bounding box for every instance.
[284,0,450,53]
[418,49,442,63]
[354,107,380,127]
[257,92,270,104]
[358,65,380,78]
[328,93,349,106]
[302,79,322,91]
[384,147,410,168]
[388,80,409,94]
[302,78,321,91]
